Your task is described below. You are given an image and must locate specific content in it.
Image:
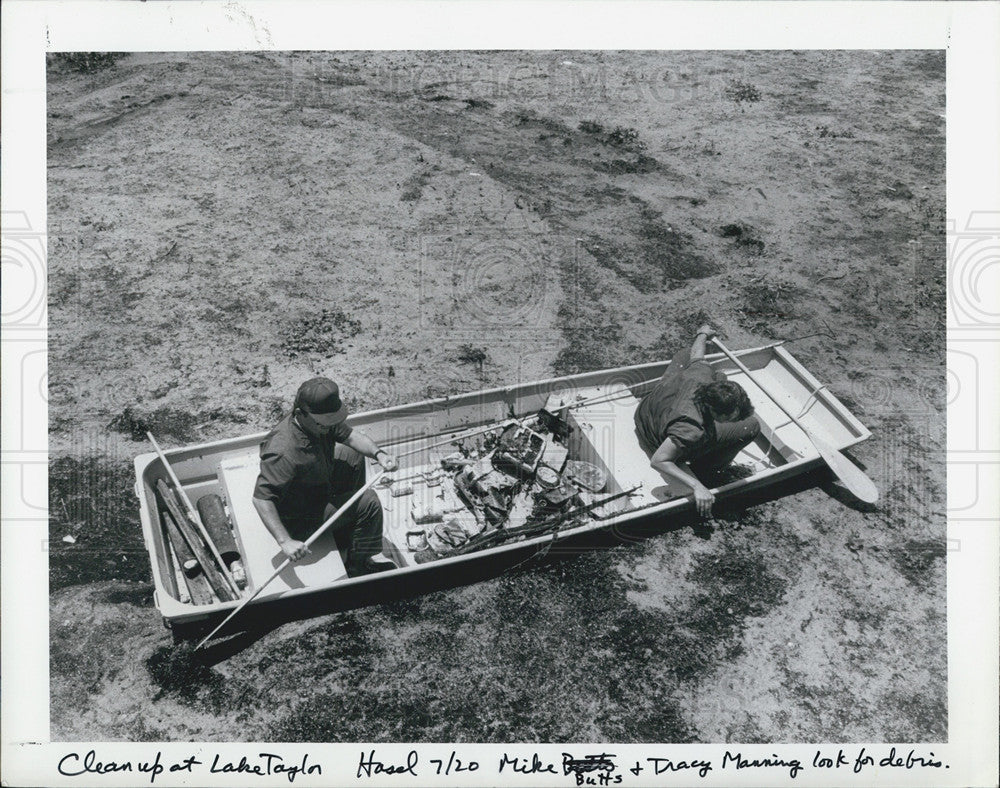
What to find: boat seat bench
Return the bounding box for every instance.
[217,452,348,600]
[562,386,695,505]
[563,383,782,507]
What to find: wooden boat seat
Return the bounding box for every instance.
[564,386,695,505]
[217,451,348,600]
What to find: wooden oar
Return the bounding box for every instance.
[711,338,878,504]
[546,343,792,413]
[194,469,387,651]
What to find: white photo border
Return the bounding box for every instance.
[2,1,997,786]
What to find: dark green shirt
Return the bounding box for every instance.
[634,357,724,458]
[253,413,353,518]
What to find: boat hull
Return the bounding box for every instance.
[134,345,871,637]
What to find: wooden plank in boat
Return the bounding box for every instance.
[217,452,348,600]
[566,385,691,505]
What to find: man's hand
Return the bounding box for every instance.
[696,324,716,339]
[377,452,398,472]
[280,539,309,561]
[692,483,715,518]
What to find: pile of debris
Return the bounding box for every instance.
[388,415,620,563]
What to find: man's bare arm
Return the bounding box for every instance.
[343,431,398,471]
[689,324,716,362]
[650,437,715,517]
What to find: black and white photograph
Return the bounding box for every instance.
[46,47,947,742]
[2,2,998,787]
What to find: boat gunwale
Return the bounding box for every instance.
[133,345,785,468]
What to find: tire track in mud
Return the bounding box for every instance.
[294,80,716,372]
[363,95,713,284]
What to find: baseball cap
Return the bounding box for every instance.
[295,377,348,425]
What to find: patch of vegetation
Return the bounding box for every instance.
[578,120,646,151]
[552,271,626,375]
[578,120,651,167]
[815,125,856,140]
[581,210,712,295]
[266,552,703,742]
[146,644,227,707]
[49,456,149,589]
[456,344,488,366]
[734,278,802,337]
[51,601,137,715]
[400,168,433,202]
[552,320,625,375]
[606,125,644,149]
[719,222,765,255]
[639,208,715,279]
[889,538,946,588]
[595,154,660,175]
[725,79,762,106]
[280,308,362,357]
[144,642,261,716]
[201,293,252,330]
[680,540,788,651]
[513,108,571,136]
[50,52,128,74]
[107,405,248,442]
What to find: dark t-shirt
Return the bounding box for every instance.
[634,354,724,459]
[253,413,353,519]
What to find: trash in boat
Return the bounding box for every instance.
[406,531,429,552]
[564,460,607,493]
[535,466,560,489]
[493,424,545,478]
[411,499,445,525]
[441,452,473,470]
[447,510,482,539]
[133,344,876,634]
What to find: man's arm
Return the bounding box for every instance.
[689,324,716,362]
[650,436,715,517]
[343,431,398,471]
[253,497,309,561]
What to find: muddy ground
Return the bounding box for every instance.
[47,51,945,742]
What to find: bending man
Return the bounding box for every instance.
[634,326,760,517]
[252,377,399,576]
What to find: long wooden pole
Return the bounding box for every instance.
[157,482,235,602]
[711,338,878,504]
[194,469,387,651]
[147,432,241,597]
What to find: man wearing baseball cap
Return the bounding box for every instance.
[252,377,399,576]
